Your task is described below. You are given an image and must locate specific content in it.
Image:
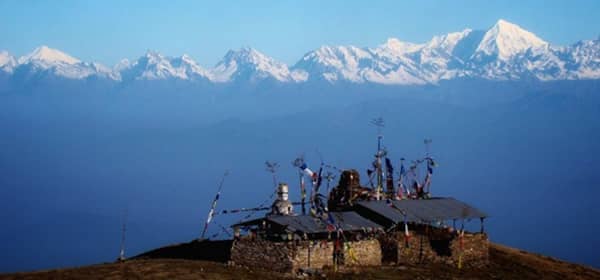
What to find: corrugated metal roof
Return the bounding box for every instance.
[356,197,487,224]
[232,211,383,234]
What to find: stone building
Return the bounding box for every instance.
[229,198,487,272]
[229,169,488,272]
[355,198,489,267]
[230,211,383,272]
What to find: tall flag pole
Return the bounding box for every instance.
[117,208,127,261]
[409,162,420,198]
[200,170,229,240]
[314,164,324,193]
[404,214,411,248]
[300,172,306,215]
[385,157,395,198]
[423,139,434,195]
[294,156,319,215]
[300,162,317,214]
[371,117,385,200]
[424,159,432,194]
[324,171,336,204]
[398,158,408,198]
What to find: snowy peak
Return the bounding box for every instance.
[474,19,548,61]
[221,47,269,65]
[210,47,293,82]
[0,51,15,65]
[562,38,600,79]
[424,29,473,55]
[118,51,173,80]
[136,50,173,71]
[173,54,198,67]
[2,19,600,85]
[0,50,17,71]
[140,50,166,64]
[299,45,373,68]
[293,44,429,85]
[12,46,120,80]
[293,45,375,82]
[380,38,424,54]
[171,54,208,75]
[114,59,132,72]
[119,51,208,81]
[18,45,81,65]
[371,39,423,66]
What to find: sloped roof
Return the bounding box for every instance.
[232,211,382,234]
[356,197,487,224]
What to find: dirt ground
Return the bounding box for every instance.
[2,243,599,280]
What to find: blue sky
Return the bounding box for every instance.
[1,0,599,66]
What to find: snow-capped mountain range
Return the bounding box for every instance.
[1,19,599,85]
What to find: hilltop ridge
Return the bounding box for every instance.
[1,243,598,279]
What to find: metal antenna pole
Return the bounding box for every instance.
[424,139,432,157]
[118,208,127,261]
[265,161,279,189]
[325,171,335,193]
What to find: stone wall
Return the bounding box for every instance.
[343,239,381,266]
[230,238,295,272]
[230,238,381,272]
[396,231,489,268]
[231,232,488,272]
[292,240,333,270]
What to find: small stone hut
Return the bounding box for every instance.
[354,198,489,267]
[230,211,383,272]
